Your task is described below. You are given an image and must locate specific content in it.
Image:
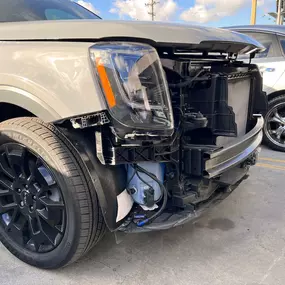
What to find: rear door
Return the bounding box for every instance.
[274,35,285,92]
[240,31,285,94]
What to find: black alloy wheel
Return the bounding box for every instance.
[264,95,285,152]
[0,118,106,269]
[0,143,66,253]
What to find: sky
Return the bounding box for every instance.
[76,0,276,27]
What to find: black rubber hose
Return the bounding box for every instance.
[134,164,168,227]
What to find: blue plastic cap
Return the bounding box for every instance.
[137,219,149,227]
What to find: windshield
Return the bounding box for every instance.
[0,0,101,22]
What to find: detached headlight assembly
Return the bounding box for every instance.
[90,42,174,136]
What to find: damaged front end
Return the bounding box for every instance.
[71,39,267,233]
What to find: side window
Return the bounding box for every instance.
[244,32,279,58]
[279,36,285,55]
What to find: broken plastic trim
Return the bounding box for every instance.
[70,111,110,129]
[119,176,247,233]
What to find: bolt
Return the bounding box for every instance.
[17,189,21,193]
[20,201,24,207]
[25,185,29,189]
[128,188,136,195]
[30,206,34,211]
[169,172,175,179]
[32,196,36,200]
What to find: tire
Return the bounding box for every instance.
[0,117,106,269]
[263,95,285,152]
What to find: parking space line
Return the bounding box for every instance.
[259,157,285,164]
[257,163,285,171]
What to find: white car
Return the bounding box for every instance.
[229,25,285,151]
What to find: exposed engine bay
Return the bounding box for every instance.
[69,46,266,232]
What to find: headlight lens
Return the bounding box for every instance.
[90,42,174,133]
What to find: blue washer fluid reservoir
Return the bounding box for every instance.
[127,162,165,207]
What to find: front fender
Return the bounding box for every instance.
[0,86,60,121]
[0,41,107,122]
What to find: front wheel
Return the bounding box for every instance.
[0,118,105,269]
[263,95,285,152]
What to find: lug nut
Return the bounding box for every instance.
[32,196,36,200]
[17,189,21,193]
[20,201,24,207]
[25,185,29,189]
[30,206,34,211]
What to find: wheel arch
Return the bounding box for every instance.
[0,88,123,230]
[268,90,285,102]
[0,87,60,122]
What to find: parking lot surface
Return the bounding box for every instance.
[1,146,285,285]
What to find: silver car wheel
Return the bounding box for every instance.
[264,102,285,148]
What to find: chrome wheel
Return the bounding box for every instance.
[0,143,66,253]
[264,103,285,148]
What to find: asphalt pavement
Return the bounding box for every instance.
[1,146,285,285]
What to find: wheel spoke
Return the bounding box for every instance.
[27,216,49,251]
[7,224,25,246]
[55,224,64,234]
[36,216,56,246]
[35,216,57,247]
[28,158,38,179]
[28,161,57,194]
[0,202,17,214]
[28,216,40,235]
[4,210,24,239]
[0,153,15,179]
[275,126,284,140]
[39,197,64,209]
[26,238,38,252]
[41,232,55,246]
[33,166,50,188]
[3,207,18,229]
[0,189,11,197]
[37,208,52,225]
[269,109,285,125]
[5,147,27,178]
[37,208,63,233]
[37,165,56,187]
[13,213,28,231]
[269,125,285,141]
[26,174,33,185]
[0,177,13,191]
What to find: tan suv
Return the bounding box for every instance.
[0,0,266,269]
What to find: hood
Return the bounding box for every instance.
[0,20,264,54]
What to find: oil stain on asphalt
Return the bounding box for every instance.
[195,218,235,231]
